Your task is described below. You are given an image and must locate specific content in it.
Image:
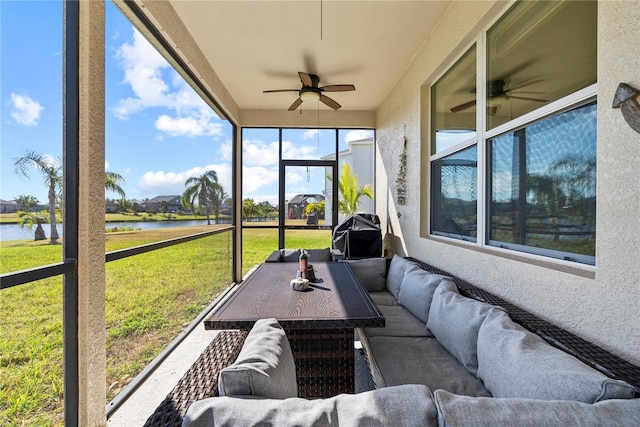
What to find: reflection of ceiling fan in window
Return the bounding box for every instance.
[450,79,548,114]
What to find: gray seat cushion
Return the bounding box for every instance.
[340,257,387,291]
[183,384,438,427]
[366,336,491,397]
[477,309,635,403]
[434,390,640,427]
[218,318,297,399]
[368,290,399,306]
[363,304,432,338]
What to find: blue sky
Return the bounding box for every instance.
[1,1,372,208]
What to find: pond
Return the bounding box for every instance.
[0,219,231,242]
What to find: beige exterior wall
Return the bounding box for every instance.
[375,0,640,365]
[78,1,107,425]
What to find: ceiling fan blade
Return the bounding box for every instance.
[508,95,549,103]
[298,72,313,87]
[263,89,299,93]
[450,99,477,113]
[320,94,341,110]
[289,98,302,111]
[507,79,543,91]
[288,98,303,111]
[321,84,355,92]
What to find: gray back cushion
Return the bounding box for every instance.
[304,248,332,262]
[218,318,298,399]
[397,268,448,323]
[477,310,635,402]
[280,248,302,262]
[434,390,640,427]
[340,257,387,291]
[427,279,502,375]
[184,384,437,427]
[386,255,419,299]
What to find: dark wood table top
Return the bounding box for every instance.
[204,262,384,330]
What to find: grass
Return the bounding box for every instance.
[0,224,330,426]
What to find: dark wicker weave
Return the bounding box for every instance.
[143,330,248,427]
[284,327,355,397]
[406,257,640,396]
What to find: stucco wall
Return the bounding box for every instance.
[375,0,640,364]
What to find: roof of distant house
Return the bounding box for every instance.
[145,195,181,203]
[288,194,324,204]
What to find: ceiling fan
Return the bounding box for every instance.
[450,79,548,114]
[263,71,355,111]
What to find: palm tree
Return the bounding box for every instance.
[182,170,220,225]
[242,198,256,221]
[210,186,229,223]
[13,194,39,212]
[105,171,126,199]
[14,150,62,243]
[335,163,373,216]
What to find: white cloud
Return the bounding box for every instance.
[303,129,318,140]
[281,140,319,159]
[10,93,43,126]
[105,161,109,171]
[155,114,224,137]
[139,164,233,197]
[243,139,279,167]
[112,28,223,138]
[242,166,279,193]
[345,129,374,142]
[219,140,233,162]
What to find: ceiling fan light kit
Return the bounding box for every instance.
[300,90,320,103]
[263,71,355,111]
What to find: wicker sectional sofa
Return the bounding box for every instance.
[181,256,640,426]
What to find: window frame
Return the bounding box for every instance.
[427,1,597,267]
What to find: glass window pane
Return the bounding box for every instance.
[431,45,477,154]
[242,128,279,225]
[430,145,477,241]
[1,0,63,258]
[0,277,64,425]
[488,101,596,264]
[486,1,597,129]
[105,1,232,249]
[282,128,336,160]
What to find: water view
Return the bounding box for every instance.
[0,219,230,242]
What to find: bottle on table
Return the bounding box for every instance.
[299,251,308,279]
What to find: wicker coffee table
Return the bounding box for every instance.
[204,261,385,397]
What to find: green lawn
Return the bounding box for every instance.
[0,225,330,426]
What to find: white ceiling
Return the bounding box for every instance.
[167,1,451,112]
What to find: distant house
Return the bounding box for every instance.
[0,199,20,213]
[287,194,324,219]
[143,195,183,213]
[105,199,119,213]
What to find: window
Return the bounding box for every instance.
[428,0,597,265]
[488,102,596,264]
[431,145,477,241]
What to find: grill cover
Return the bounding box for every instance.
[332,214,382,259]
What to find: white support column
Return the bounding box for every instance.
[77,1,106,425]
